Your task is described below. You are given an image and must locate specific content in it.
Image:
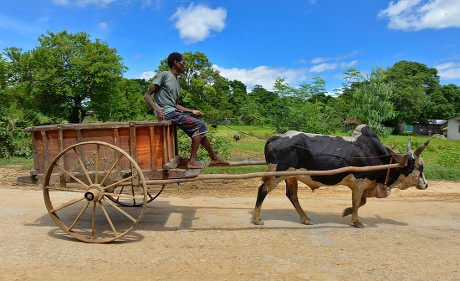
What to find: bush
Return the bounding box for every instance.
[0,114,15,158]
[177,128,230,162]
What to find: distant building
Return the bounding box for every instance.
[447,116,460,140]
[411,119,447,135]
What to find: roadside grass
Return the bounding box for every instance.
[1,125,459,181]
[0,157,34,170]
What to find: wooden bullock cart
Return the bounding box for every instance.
[20,121,402,243]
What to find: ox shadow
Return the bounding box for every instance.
[137,199,408,232]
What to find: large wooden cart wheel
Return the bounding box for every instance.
[43,141,147,243]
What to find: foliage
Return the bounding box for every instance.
[385,61,439,125]
[269,78,340,134]
[345,68,395,136]
[7,31,127,123]
[176,128,230,162]
[0,109,15,158]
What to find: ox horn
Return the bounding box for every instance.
[414,139,430,158]
[406,139,413,154]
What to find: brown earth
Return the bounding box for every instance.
[0,165,459,281]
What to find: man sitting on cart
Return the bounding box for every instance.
[144,52,229,169]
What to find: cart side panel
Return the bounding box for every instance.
[45,130,60,172]
[23,121,179,181]
[134,126,154,170]
[62,130,78,172]
[154,125,166,169]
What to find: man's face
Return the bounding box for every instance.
[175,59,186,74]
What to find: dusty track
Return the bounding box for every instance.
[0,165,459,280]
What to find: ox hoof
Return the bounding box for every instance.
[251,219,264,226]
[352,221,364,228]
[302,220,314,225]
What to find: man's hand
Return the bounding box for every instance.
[155,109,165,121]
[191,109,203,116]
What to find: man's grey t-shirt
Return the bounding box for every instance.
[153,71,180,114]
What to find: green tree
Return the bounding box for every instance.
[345,68,395,135]
[0,55,14,157]
[385,61,439,125]
[270,78,337,134]
[439,84,460,116]
[249,84,279,125]
[90,78,147,121]
[227,79,248,123]
[28,31,127,123]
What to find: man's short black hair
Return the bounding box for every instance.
[167,52,183,69]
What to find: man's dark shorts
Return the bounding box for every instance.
[165,110,208,138]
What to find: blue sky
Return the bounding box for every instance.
[1,0,460,93]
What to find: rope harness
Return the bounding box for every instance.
[384,156,393,186]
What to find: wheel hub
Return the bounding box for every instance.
[84,185,104,202]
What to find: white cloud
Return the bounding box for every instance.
[379,0,460,31]
[213,65,308,91]
[310,57,328,64]
[97,22,109,30]
[137,71,156,80]
[310,63,338,73]
[435,62,460,80]
[310,60,357,73]
[171,4,227,44]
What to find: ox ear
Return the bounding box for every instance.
[385,146,408,166]
[414,139,430,158]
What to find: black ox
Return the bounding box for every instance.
[252,125,430,228]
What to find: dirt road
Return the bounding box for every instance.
[0,166,459,280]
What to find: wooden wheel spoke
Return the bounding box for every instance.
[91,202,97,240]
[69,201,91,231]
[49,197,85,213]
[73,147,93,185]
[54,164,90,188]
[99,201,118,235]
[103,175,138,191]
[102,198,138,223]
[100,153,123,186]
[44,185,87,192]
[95,144,100,184]
[104,191,144,200]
